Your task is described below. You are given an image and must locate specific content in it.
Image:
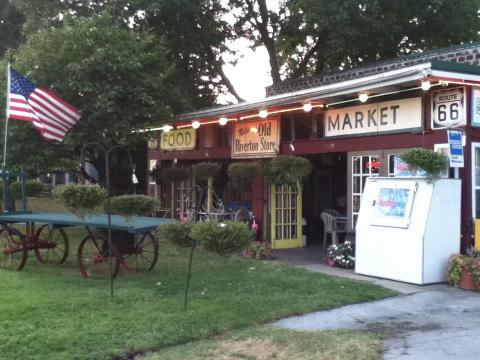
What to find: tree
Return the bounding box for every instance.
[0,14,181,175]
[229,0,480,80]
[0,0,25,57]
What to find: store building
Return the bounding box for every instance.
[148,43,480,251]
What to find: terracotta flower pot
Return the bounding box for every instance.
[459,268,477,291]
[326,257,336,267]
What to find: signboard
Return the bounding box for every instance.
[324,97,422,137]
[159,128,196,151]
[472,88,480,127]
[448,129,464,167]
[232,118,280,158]
[370,180,417,228]
[431,87,466,129]
[147,134,159,150]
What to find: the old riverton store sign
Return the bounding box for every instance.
[232,118,280,158]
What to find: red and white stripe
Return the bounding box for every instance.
[8,87,81,142]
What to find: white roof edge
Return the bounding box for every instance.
[178,62,433,121]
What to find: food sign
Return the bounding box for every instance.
[159,128,196,151]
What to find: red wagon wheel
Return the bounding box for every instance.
[34,224,69,265]
[120,232,159,272]
[0,226,28,271]
[77,233,119,279]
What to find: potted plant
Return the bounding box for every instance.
[326,241,355,268]
[399,149,448,182]
[265,155,312,187]
[447,247,480,291]
[53,184,107,219]
[227,162,262,191]
[192,162,221,183]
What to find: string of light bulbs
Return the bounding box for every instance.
[154,80,450,132]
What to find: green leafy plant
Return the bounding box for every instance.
[9,180,44,199]
[326,241,355,269]
[192,162,221,182]
[151,166,191,184]
[108,195,159,217]
[399,149,448,182]
[158,223,193,248]
[265,156,312,187]
[190,220,254,256]
[53,184,106,219]
[447,248,480,290]
[227,162,262,191]
[243,241,273,260]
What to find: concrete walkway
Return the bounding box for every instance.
[275,288,480,359]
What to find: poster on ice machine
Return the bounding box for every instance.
[370,180,417,228]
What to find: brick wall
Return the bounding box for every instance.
[266,43,480,96]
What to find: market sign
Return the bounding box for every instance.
[159,128,196,151]
[232,118,280,158]
[324,97,422,137]
[431,87,466,129]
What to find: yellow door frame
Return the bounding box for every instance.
[270,183,303,249]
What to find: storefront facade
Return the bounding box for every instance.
[148,43,480,252]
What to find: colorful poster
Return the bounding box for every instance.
[393,156,426,177]
[376,188,410,218]
[472,88,480,127]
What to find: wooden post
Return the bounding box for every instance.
[207,177,213,213]
[171,182,175,219]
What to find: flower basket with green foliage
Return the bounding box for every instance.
[108,195,159,217]
[265,156,312,187]
[190,220,254,256]
[150,166,190,184]
[326,241,355,268]
[158,222,193,248]
[399,149,448,182]
[243,241,272,260]
[1,180,44,200]
[228,162,262,191]
[447,247,480,291]
[53,184,106,219]
[192,162,221,182]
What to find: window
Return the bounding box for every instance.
[351,155,380,226]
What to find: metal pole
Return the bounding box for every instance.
[105,150,114,299]
[184,240,196,311]
[3,63,11,168]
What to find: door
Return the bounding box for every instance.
[271,184,302,249]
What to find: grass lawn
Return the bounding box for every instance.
[142,326,383,360]
[0,197,396,359]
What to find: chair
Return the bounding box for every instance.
[320,211,353,250]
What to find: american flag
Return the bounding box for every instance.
[7,67,81,142]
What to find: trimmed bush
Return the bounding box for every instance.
[158,222,193,248]
[192,162,221,182]
[265,155,312,186]
[227,162,262,191]
[190,220,254,256]
[9,180,44,199]
[53,184,106,218]
[108,194,159,217]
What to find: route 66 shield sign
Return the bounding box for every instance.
[431,87,466,129]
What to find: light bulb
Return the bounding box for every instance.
[358,93,369,103]
[161,125,173,132]
[218,117,228,126]
[289,142,295,152]
[303,102,313,112]
[192,121,200,129]
[259,110,268,118]
[250,126,258,133]
[421,81,431,91]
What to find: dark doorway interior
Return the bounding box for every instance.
[303,153,347,245]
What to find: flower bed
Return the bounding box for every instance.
[326,241,355,268]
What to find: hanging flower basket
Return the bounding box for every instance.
[399,149,448,183]
[150,166,191,184]
[265,155,312,187]
[192,162,221,182]
[227,162,262,191]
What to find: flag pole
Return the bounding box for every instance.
[3,62,11,168]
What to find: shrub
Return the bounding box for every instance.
[447,248,480,290]
[243,241,272,260]
[265,156,312,187]
[326,241,355,268]
[190,220,254,256]
[158,222,193,248]
[108,195,159,217]
[192,162,221,182]
[53,184,106,218]
[228,162,262,191]
[9,180,44,199]
[399,149,448,182]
